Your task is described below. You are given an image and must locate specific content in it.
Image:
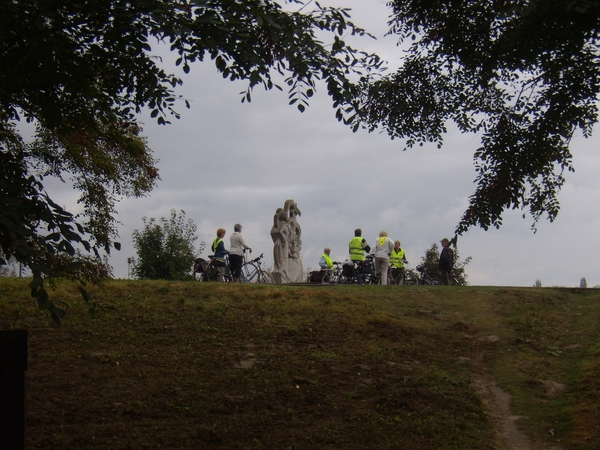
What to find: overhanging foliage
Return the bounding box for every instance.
[0,0,380,321]
[353,0,600,235]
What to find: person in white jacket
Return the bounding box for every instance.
[229,223,252,282]
[373,230,394,285]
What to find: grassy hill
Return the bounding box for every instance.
[1,278,599,449]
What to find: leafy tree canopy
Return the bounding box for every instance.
[132,210,199,280]
[353,0,600,236]
[0,0,379,302]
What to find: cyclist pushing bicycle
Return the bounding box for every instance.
[229,223,252,283]
[389,240,408,285]
[211,228,229,282]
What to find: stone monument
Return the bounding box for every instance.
[270,199,303,283]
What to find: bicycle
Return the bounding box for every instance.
[307,262,341,284]
[415,265,439,285]
[451,275,464,286]
[328,262,344,284]
[240,251,274,283]
[362,255,377,284]
[387,263,419,285]
[368,256,412,285]
[193,258,209,281]
[403,266,420,285]
[415,265,465,285]
[193,254,233,282]
[338,256,376,284]
[339,261,358,284]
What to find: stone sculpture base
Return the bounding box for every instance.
[272,272,283,284]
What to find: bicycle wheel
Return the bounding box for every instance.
[205,264,218,282]
[403,270,419,286]
[387,268,403,285]
[386,270,395,285]
[259,271,275,283]
[331,271,341,284]
[420,276,433,285]
[193,260,208,282]
[451,276,463,286]
[364,274,377,285]
[241,263,258,283]
[338,275,351,284]
[321,271,332,284]
[193,271,205,282]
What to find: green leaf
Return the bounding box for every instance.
[78,286,92,303]
[29,275,44,290]
[65,262,83,272]
[51,306,66,325]
[35,289,50,310]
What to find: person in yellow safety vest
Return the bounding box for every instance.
[211,228,229,282]
[390,240,407,269]
[389,240,408,284]
[349,228,370,284]
[319,247,334,273]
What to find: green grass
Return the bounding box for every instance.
[1,279,599,449]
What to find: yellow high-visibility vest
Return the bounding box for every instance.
[390,248,406,268]
[349,236,365,261]
[212,238,226,262]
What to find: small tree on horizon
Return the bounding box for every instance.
[534,280,542,288]
[580,278,588,289]
[132,210,199,280]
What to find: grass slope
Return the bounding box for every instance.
[1,279,599,449]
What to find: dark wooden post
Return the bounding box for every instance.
[0,330,28,450]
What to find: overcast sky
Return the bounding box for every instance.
[53,0,600,287]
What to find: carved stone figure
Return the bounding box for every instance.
[271,199,303,283]
[271,207,289,282]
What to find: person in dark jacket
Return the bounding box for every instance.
[439,238,454,285]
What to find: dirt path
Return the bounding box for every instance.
[472,359,564,450]
[473,374,533,450]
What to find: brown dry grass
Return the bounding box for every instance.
[1,279,599,449]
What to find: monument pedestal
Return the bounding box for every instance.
[272,272,283,284]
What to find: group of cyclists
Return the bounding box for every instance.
[195,224,258,283]
[313,228,456,286]
[198,224,454,286]
[315,228,409,285]
[194,224,275,283]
